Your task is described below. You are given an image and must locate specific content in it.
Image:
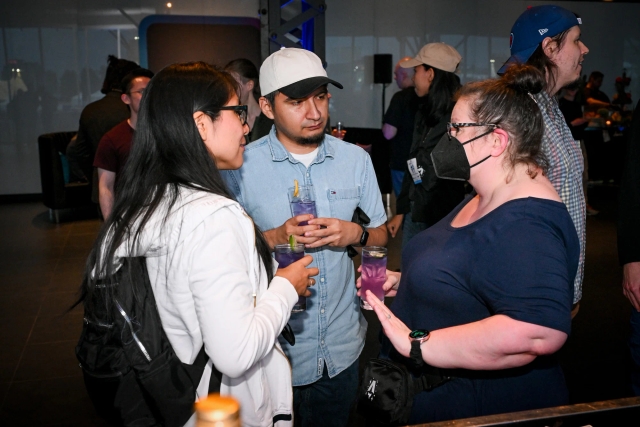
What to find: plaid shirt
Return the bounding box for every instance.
[535,91,586,303]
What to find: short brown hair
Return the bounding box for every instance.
[456,64,548,177]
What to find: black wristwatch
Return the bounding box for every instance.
[408,329,430,370]
[359,224,369,246]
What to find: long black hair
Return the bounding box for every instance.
[78,62,273,318]
[418,65,461,128]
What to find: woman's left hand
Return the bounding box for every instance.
[365,290,412,358]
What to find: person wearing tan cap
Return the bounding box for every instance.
[223,48,388,427]
[386,43,466,249]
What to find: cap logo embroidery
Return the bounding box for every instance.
[538,28,548,36]
[509,33,514,49]
[577,18,582,24]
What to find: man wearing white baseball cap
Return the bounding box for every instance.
[501,5,589,313]
[224,48,388,426]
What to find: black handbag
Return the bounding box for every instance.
[347,207,371,258]
[357,358,451,426]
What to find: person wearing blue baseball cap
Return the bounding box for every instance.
[501,5,589,315]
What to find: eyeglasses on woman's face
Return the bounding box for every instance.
[447,122,499,140]
[219,105,248,126]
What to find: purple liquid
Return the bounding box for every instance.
[291,200,317,226]
[274,250,303,268]
[361,251,387,309]
[275,247,306,312]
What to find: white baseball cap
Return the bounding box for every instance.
[260,48,343,98]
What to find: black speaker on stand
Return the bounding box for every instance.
[374,54,393,125]
[373,54,394,211]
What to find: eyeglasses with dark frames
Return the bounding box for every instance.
[447,122,499,140]
[219,105,248,126]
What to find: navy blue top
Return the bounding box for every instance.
[389,195,580,422]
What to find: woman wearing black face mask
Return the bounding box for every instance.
[358,64,580,423]
[386,43,466,248]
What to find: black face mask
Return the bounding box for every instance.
[430,130,494,181]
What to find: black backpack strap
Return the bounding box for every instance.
[413,370,452,394]
[182,345,223,394]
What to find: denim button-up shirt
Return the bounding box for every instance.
[223,127,387,386]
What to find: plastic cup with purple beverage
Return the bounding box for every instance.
[289,183,317,226]
[274,243,307,312]
[360,246,388,310]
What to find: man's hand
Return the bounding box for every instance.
[623,262,640,311]
[304,217,361,248]
[387,214,403,238]
[263,214,321,250]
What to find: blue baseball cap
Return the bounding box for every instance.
[498,5,582,75]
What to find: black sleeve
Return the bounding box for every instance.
[383,92,404,128]
[618,100,640,265]
[475,216,575,335]
[410,116,466,225]
[249,113,274,142]
[395,169,412,214]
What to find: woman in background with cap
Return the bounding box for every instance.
[361,64,579,423]
[500,4,589,313]
[386,43,466,248]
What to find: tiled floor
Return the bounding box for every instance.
[0,186,636,426]
[0,204,108,426]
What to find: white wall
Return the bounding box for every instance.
[325,0,640,129]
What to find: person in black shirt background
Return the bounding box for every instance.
[559,81,598,215]
[382,57,420,198]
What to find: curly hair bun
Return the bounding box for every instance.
[502,64,545,96]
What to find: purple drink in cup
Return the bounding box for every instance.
[360,246,388,310]
[289,184,317,226]
[274,243,307,312]
[291,201,317,226]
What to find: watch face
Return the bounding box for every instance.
[360,227,369,245]
[409,329,430,340]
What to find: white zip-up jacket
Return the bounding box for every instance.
[113,186,297,426]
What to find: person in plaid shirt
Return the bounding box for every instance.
[499,5,589,310]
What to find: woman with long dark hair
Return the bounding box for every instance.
[386,43,466,248]
[80,62,317,426]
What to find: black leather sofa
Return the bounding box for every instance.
[37,132,95,223]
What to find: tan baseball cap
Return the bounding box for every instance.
[400,43,462,73]
[260,48,343,98]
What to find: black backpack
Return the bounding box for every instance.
[76,257,221,427]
